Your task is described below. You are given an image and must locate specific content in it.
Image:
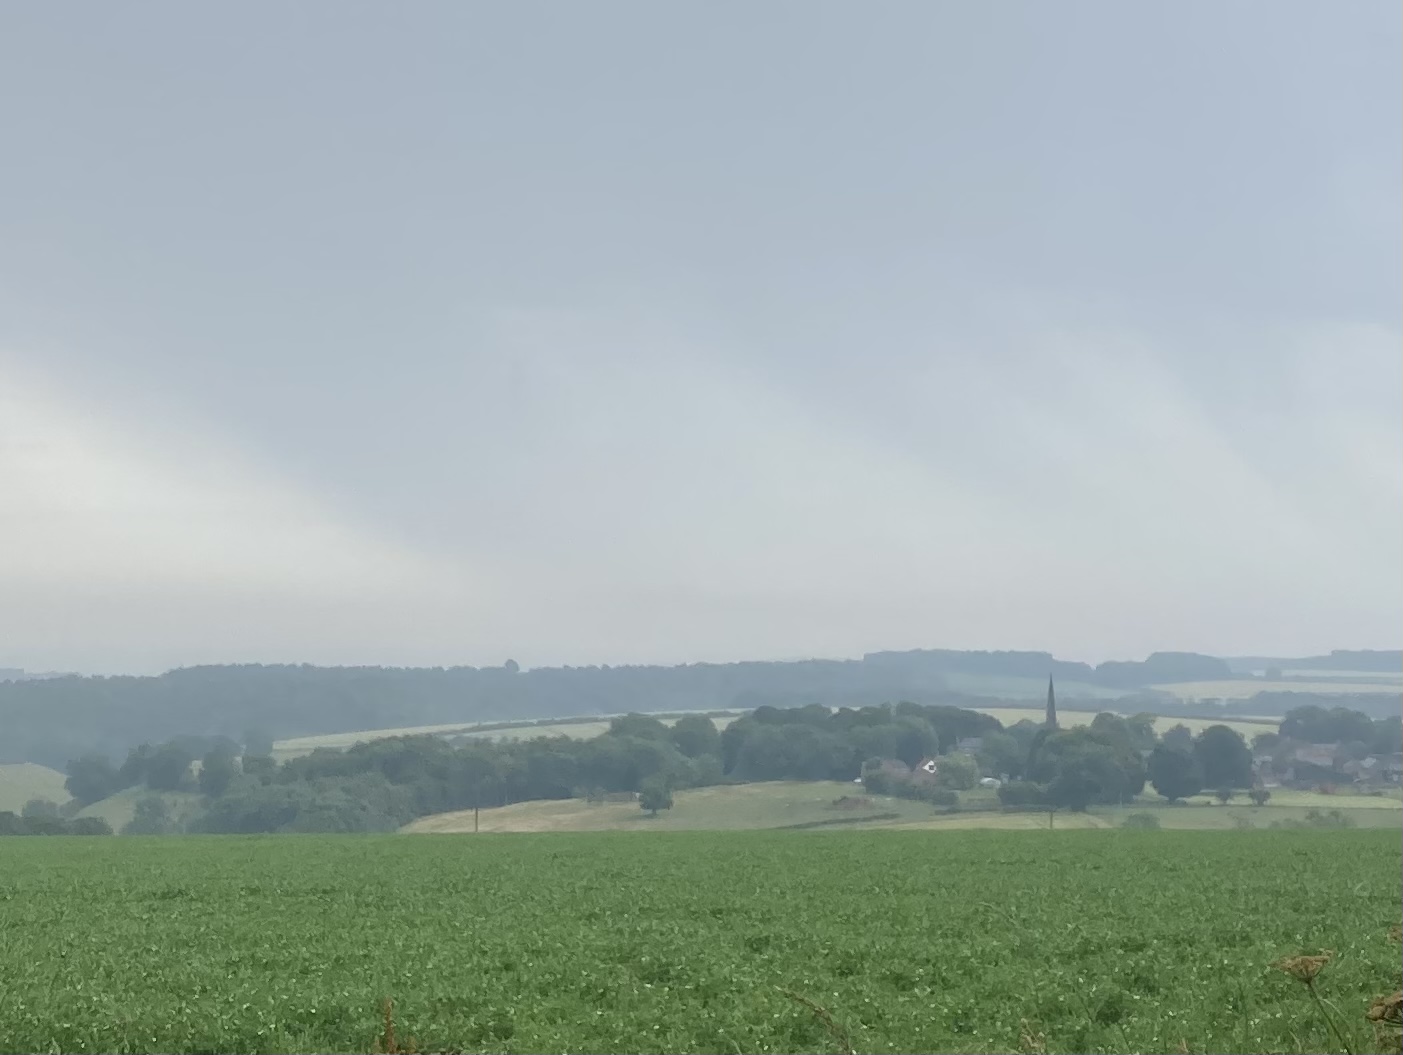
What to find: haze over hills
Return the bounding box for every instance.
[1,645,1397,769]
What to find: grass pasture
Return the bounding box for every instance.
[0,831,1398,1054]
[405,781,935,833]
[0,762,69,814]
[405,781,1402,836]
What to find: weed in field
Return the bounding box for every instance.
[371,999,417,1055]
[775,988,856,1055]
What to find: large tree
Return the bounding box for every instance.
[1045,743,1132,812]
[1160,724,1193,753]
[639,776,673,817]
[976,731,1025,780]
[242,728,275,759]
[1193,725,1253,789]
[1148,745,1203,802]
[668,715,720,759]
[65,753,121,806]
[1029,728,1145,805]
[145,742,196,792]
[198,748,238,797]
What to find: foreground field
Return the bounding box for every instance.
[2,832,1398,1055]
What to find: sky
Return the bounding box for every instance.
[1,1,1399,676]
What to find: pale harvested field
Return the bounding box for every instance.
[1154,679,1401,699]
[274,712,744,759]
[0,763,69,814]
[972,707,1275,738]
[1274,668,1402,681]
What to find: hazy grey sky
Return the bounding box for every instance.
[1,1,1399,675]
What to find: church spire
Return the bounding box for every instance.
[1045,675,1058,729]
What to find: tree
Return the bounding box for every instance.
[683,753,725,788]
[64,753,121,806]
[69,816,113,835]
[242,754,276,784]
[935,753,978,791]
[1029,728,1145,806]
[1280,705,1374,746]
[891,717,940,768]
[976,731,1024,780]
[607,713,671,741]
[1161,724,1194,753]
[118,743,154,788]
[21,798,60,820]
[1045,743,1130,812]
[122,795,176,835]
[1370,716,1402,757]
[1148,745,1203,802]
[1248,787,1271,807]
[639,776,673,817]
[1193,725,1252,789]
[1214,787,1234,805]
[242,728,275,759]
[199,748,238,797]
[1251,731,1281,753]
[669,715,721,759]
[1116,713,1156,753]
[1089,713,1134,752]
[145,742,196,791]
[997,780,1045,807]
[1122,812,1161,829]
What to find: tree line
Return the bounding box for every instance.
[0,796,112,836]
[30,701,1401,837]
[12,649,1383,769]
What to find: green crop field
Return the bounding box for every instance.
[1,832,1398,1055]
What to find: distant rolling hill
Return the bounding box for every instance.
[0,763,69,813]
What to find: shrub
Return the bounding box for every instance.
[918,786,959,808]
[997,780,1046,808]
[1121,812,1161,829]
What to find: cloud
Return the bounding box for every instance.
[2,295,1398,675]
[0,358,505,671]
